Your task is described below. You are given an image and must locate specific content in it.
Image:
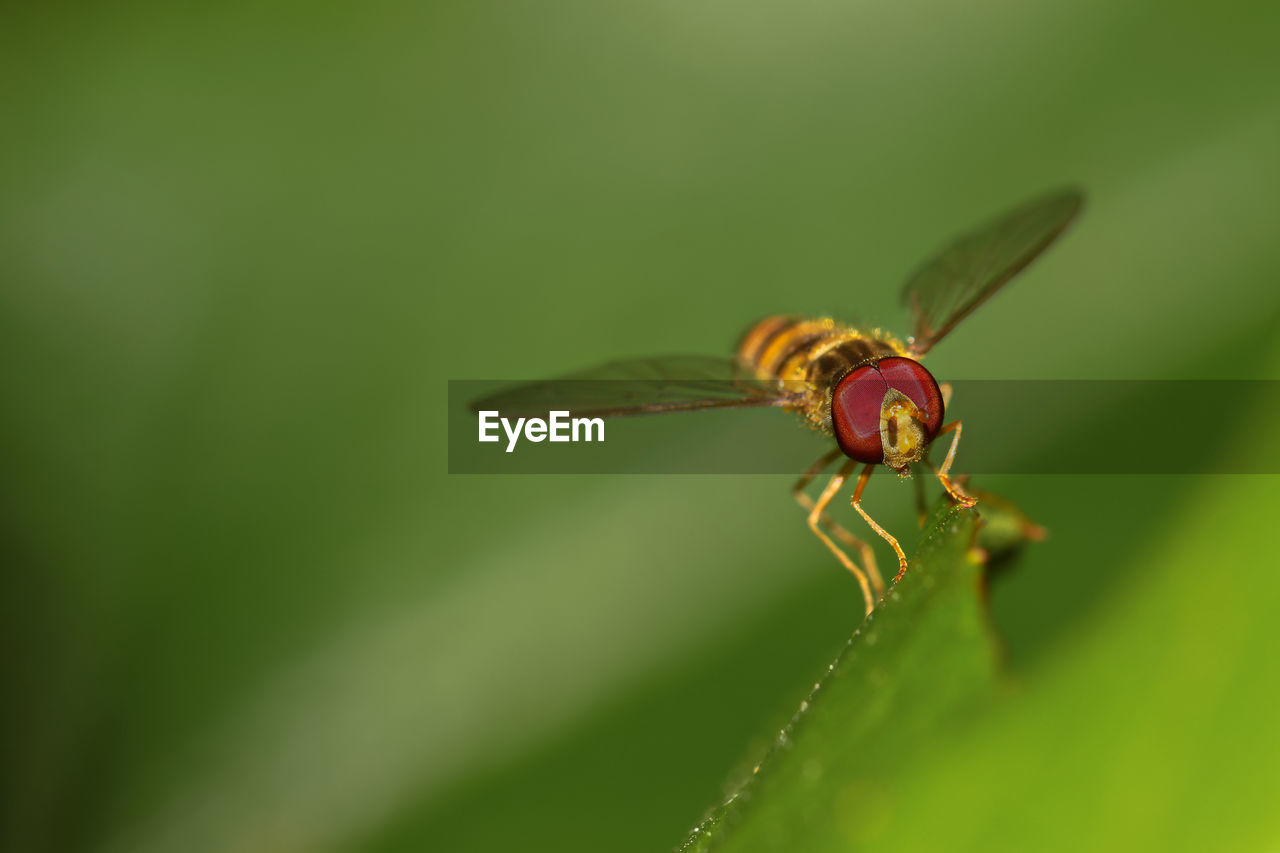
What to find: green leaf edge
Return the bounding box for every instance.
[677,502,995,852]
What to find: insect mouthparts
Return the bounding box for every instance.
[880,388,927,473]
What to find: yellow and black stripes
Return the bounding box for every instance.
[736,315,910,432]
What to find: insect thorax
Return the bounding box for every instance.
[736,315,910,434]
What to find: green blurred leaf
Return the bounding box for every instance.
[681,503,998,851]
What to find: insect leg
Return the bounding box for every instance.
[805,458,877,616]
[793,449,886,597]
[851,464,911,584]
[932,420,978,508]
[791,447,842,505]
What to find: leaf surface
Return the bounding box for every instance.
[681,503,999,852]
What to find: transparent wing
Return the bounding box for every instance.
[469,355,804,418]
[901,188,1084,355]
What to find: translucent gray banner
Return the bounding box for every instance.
[449,380,1280,474]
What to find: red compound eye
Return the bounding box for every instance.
[831,357,945,463]
[831,364,888,463]
[877,357,945,436]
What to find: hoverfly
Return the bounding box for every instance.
[473,189,1083,616]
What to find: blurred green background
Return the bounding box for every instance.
[2,1,1279,851]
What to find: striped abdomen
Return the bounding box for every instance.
[736,315,910,432]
